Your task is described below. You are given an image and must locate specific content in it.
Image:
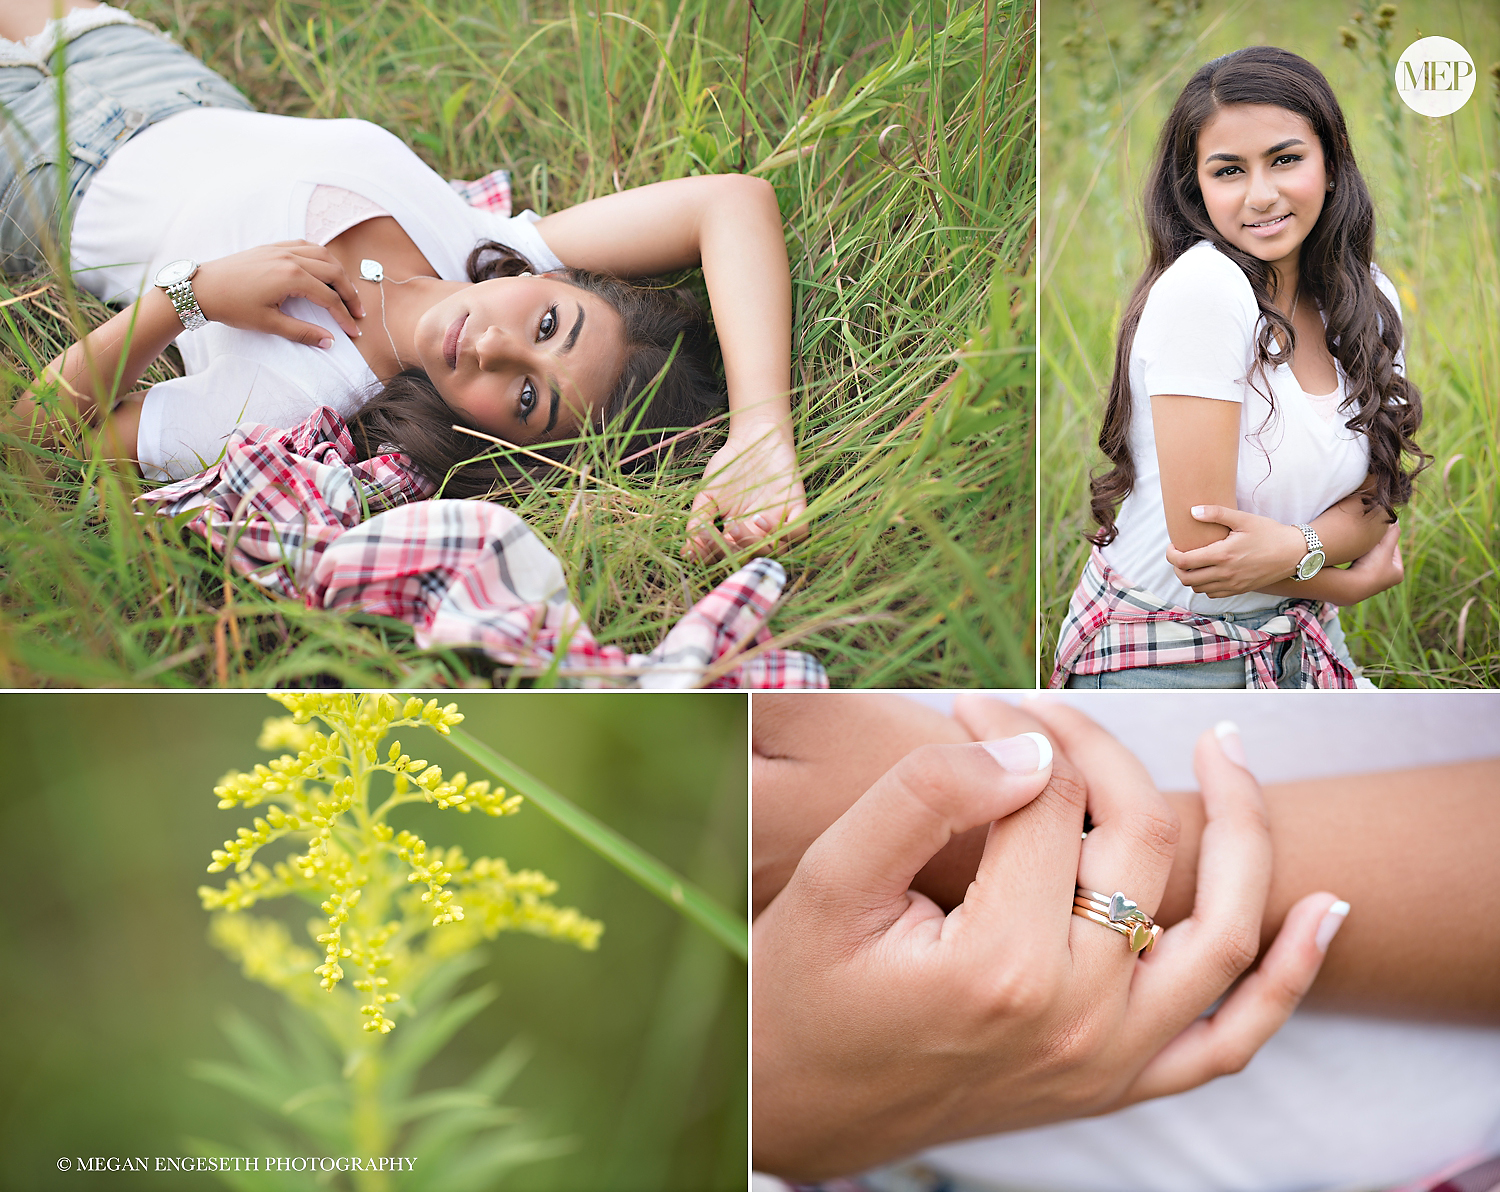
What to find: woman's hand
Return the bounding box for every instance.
[1165,504,1309,596]
[684,419,807,561]
[1335,520,1404,602]
[190,241,365,347]
[753,698,1344,1181]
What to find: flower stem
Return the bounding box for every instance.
[349,1047,392,1192]
[445,728,748,961]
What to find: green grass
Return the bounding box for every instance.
[0,0,1033,688]
[1041,0,1499,687]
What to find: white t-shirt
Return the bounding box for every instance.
[69,108,564,480]
[1101,241,1399,614]
[898,691,1500,1192]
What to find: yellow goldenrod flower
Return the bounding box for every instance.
[201,693,601,1035]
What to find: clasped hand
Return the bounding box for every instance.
[753,697,1341,1181]
[1166,504,1403,601]
[188,241,364,347]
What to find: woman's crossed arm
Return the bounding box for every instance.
[1151,393,1400,602]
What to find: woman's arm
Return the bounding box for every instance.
[4,288,182,459]
[1149,764,1500,1024]
[1151,393,1241,552]
[532,176,806,559]
[5,242,363,460]
[753,694,1500,1023]
[1166,486,1395,602]
[1152,394,1393,598]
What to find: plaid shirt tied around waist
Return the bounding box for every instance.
[1049,547,1357,690]
[136,407,827,690]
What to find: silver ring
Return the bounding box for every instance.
[1073,886,1160,954]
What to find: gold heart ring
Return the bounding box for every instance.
[1073,887,1160,954]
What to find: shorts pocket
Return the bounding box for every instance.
[0,82,128,273]
[176,73,252,111]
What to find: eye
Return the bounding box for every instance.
[1273,153,1302,166]
[1212,164,1243,178]
[519,378,538,421]
[538,304,558,341]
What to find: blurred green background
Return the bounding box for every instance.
[0,692,747,1191]
[1041,0,1500,685]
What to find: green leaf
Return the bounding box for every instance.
[385,984,497,1090]
[441,81,473,128]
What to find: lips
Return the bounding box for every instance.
[442,313,468,370]
[1244,212,1292,237]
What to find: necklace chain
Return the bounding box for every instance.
[360,258,414,373]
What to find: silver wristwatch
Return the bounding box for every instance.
[154,258,208,332]
[1292,523,1326,581]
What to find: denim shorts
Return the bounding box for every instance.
[1064,603,1360,690]
[0,19,251,275]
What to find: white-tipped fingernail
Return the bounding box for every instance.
[1214,720,1248,767]
[1191,505,1207,517]
[1315,900,1350,952]
[318,337,334,350]
[983,732,1052,775]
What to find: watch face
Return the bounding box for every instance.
[1297,550,1326,580]
[155,259,196,287]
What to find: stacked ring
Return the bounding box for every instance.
[1072,886,1161,954]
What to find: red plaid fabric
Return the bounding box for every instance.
[448,168,513,217]
[136,408,826,689]
[1050,547,1357,690]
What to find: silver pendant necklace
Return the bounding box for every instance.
[359,258,415,373]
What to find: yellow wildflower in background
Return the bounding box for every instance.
[200,694,602,1036]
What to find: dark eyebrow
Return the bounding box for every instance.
[544,383,560,435]
[1204,138,1307,165]
[560,303,585,355]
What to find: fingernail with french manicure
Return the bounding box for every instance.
[318,337,334,350]
[1315,899,1350,952]
[1191,505,1207,517]
[1213,720,1248,767]
[983,732,1053,775]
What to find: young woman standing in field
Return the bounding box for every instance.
[0,0,804,561]
[1052,46,1426,689]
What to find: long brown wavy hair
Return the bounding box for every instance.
[349,240,724,498]
[1088,45,1427,545]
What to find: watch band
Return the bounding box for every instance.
[164,277,208,332]
[1292,523,1325,581]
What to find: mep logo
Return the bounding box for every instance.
[1394,36,1475,117]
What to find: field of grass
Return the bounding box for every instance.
[1041,0,1499,687]
[0,0,1033,688]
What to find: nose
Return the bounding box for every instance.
[1246,166,1279,211]
[474,324,534,373]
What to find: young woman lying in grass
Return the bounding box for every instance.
[1,0,805,561]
